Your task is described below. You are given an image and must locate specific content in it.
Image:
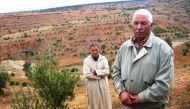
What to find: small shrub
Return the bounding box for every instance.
[23,61,31,77]
[10,81,15,86]
[3,37,10,40]
[0,69,9,87]
[102,50,106,54]
[23,51,35,57]
[0,68,9,95]
[110,51,113,55]
[11,73,15,76]
[22,82,27,87]
[11,46,80,109]
[153,27,167,35]
[182,48,189,56]
[116,32,121,36]
[28,47,79,108]
[108,60,113,79]
[36,38,44,43]
[70,67,79,72]
[15,81,20,86]
[101,44,106,50]
[185,41,190,48]
[23,33,28,37]
[80,52,87,58]
[10,87,47,109]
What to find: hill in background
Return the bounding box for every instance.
[0,0,189,67]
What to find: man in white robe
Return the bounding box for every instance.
[83,44,112,109]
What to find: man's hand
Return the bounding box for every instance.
[119,91,132,105]
[93,70,97,75]
[130,94,140,104]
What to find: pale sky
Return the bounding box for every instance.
[0,0,130,13]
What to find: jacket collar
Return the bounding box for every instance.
[90,54,103,61]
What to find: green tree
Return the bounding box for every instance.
[11,47,79,109]
[182,48,189,56]
[153,27,167,35]
[0,67,9,95]
[185,41,190,48]
[101,44,106,50]
[22,61,31,77]
[108,60,113,79]
[101,44,106,54]
[28,47,79,109]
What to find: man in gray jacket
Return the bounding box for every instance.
[112,9,174,109]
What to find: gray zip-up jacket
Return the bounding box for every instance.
[112,32,174,109]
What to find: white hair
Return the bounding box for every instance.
[132,9,153,24]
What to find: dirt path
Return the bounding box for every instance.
[172,40,189,48]
[1,26,54,40]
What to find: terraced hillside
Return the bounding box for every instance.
[0,0,189,67]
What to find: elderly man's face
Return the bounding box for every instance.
[132,15,152,40]
[90,46,100,58]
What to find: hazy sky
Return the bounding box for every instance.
[0,0,130,13]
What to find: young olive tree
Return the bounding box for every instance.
[12,47,79,109]
[30,48,79,109]
[0,67,9,95]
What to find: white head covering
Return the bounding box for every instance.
[132,9,153,24]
